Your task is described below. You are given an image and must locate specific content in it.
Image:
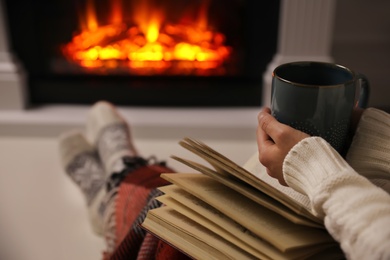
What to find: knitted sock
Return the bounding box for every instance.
[86,101,143,254]
[86,101,138,175]
[58,130,106,235]
[85,101,181,257]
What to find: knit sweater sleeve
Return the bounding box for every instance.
[346,108,390,179]
[283,137,390,260]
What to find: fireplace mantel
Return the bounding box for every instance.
[0,105,260,141]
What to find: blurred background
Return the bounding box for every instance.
[332,0,390,112]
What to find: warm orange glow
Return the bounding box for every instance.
[196,0,210,30]
[86,0,98,31]
[62,0,232,74]
[111,0,122,24]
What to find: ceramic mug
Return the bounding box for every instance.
[271,61,369,154]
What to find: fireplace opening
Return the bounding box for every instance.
[4,0,280,107]
[61,0,233,76]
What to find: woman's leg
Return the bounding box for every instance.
[60,101,189,259]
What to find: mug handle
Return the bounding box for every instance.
[356,73,370,108]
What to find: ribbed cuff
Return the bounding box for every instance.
[283,137,353,198]
[346,108,390,179]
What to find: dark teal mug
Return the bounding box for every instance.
[271,61,369,154]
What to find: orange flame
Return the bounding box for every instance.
[111,0,123,25]
[86,0,98,31]
[62,0,231,75]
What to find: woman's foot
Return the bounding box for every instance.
[86,101,138,175]
[58,130,107,235]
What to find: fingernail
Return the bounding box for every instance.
[258,112,265,121]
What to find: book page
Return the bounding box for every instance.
[158,185,326,260]
[161,173,335,252]
[145,207,255,259]
[171,155,321,227]
[156,194,273,260]
[176,137,317,220]
[142,216,207,259]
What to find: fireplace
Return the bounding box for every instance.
[3,0,280,107]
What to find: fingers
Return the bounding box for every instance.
[257,108,274,147]
[257,108,277,170]
[257,107,291,187]
[261,107,271,114]
[258,109,283,142]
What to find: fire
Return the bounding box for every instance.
[62,0,232,75]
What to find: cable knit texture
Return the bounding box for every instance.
[346,108,390,179]
[86,101,138,174]
[283,135,390,259]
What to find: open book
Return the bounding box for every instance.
[141,137,344,259]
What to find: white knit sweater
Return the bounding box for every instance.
[283,108,390,260]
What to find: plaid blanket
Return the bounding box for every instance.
[105,164,191,260]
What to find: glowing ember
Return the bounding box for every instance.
[62,0,232,75]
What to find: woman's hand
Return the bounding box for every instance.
[256,107,309,186]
